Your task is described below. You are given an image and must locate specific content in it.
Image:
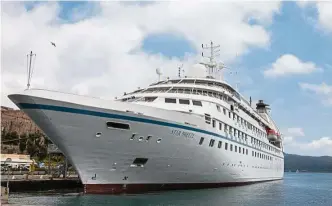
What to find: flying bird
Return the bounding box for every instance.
[50,42,56,47]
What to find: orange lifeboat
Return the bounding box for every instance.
[266,129,278,141]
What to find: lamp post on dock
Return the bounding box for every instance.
[4,158,12,195]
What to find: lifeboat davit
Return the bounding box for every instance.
[267,129,278,141]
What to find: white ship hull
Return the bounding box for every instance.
[9,89,284,194]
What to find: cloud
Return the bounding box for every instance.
[316,2,332,33]
[1,1,282,108]
[286,137,332,156]
[287,127,305,137]
[283,126,332,156]
[299,82,332,106]
[282,127,304,146]
[263,54,321,77]
[297,1,332,33]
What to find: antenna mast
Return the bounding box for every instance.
[178,64,184,78]
[200,41,221,79]
[26,51,36,90]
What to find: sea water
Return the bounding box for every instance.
[8,172,332,206]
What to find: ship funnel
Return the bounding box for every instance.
[256,100,270,110]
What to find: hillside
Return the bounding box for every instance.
[284,153,332,173]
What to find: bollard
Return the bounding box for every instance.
[1,186,9,204]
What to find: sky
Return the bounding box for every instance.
[1,1,331,156]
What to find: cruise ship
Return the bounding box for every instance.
[8,42,284,194]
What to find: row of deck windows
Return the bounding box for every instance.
[215,104,267,140]
[209,117,281,155]
[165,98,202,106]
[137,85,265,129]
[133,96,277,153]
[163,97,281,155]
[131,85,267,134]
[199,137,279,162]
[199,137,249,155]
[130,95,281,155]
[252,150,272,161]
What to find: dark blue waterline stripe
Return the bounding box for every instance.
[19,103,283,159]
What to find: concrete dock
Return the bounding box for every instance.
[1,175,82,193]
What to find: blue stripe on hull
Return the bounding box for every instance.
[18,103,283,159]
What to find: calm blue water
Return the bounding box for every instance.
[8,173,332,206]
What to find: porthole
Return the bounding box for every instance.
[95,132,102,138]
[139,136,143,141]
[146,136,152,141]
[157,138,162,143]
[130,134,136,140]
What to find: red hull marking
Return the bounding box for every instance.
[85,179,282,194]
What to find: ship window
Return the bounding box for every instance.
[192,100,202,106]
[199,137,204,145]
[179,99,190,105]
[224,124,228,132]
[230,144,233,151]
[139,136,143,141]
[239,146,241,153]
[106,121,130,130]
[132,158,148,167]
[242,148,245,154]
[223,108,226,115]
[212,120,216,128]
[225,142,228,150]
[145,97,157,102]
[218,141,222,148]
[205,114,211,124]
[209,139,215,147]
[252,151,254,156]
[235,145,237,152]
[157,138,162,143]
[219,122,222,130]
[246,149,248,155]
[165,98,176,103]
[216,105,221,112]
[229,112,231,118]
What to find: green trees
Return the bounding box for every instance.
[2,131,19,145]
[2,131,48,161]
[19,134,27,153]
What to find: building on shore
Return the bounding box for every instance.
[0,154,34,170]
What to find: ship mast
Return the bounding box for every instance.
[200,41,226,80]
[26,51,36,90]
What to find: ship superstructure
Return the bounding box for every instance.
[8,42,284,194]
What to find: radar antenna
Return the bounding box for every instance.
[26,51,36,89]
[156,68,162,81]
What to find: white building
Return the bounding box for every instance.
[0,154,33,169]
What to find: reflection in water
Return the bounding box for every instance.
[9,173,332,206]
